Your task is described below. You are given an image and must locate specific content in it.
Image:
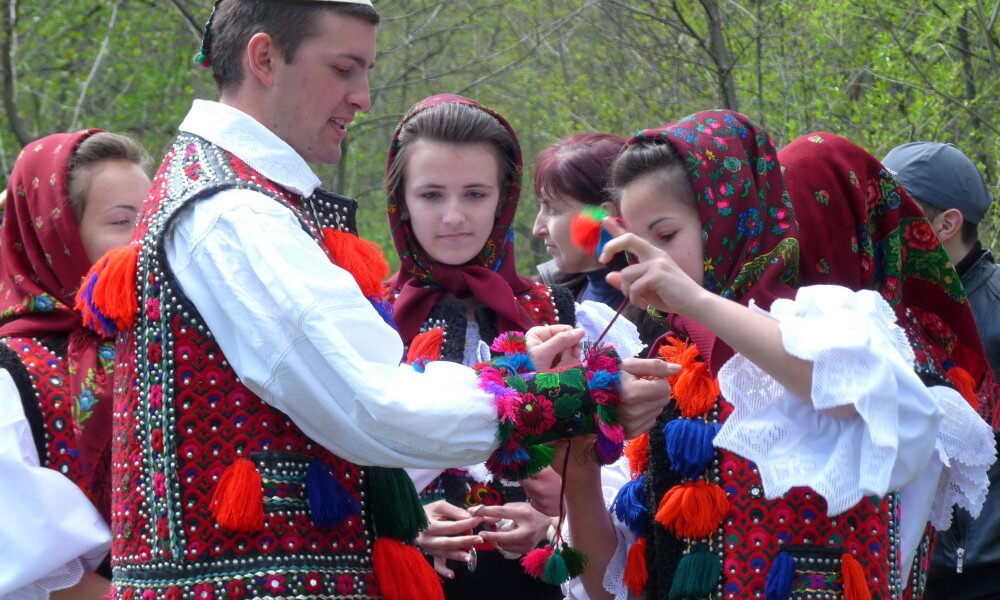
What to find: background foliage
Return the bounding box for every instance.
[3,0,998,273]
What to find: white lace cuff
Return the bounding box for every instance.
[713,285,942,516]
[575,301,645,359]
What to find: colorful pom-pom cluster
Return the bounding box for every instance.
[476,333,624,481]
[570,205,613,257]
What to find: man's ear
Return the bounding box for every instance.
[246,32,278,87]
[600,200,619,218]
[934,208,964,244]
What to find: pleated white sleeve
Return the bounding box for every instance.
[0,369,110,599]
[165,189,499,468]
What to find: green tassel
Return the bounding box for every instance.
[668,545,722,600]
[542,548,570,585]
[525,444,555,476]
[596,403,619,425]
[562,545,589,578]
[366,467,428,541]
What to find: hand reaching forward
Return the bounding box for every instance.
[526,324,585,371]
[599,218,711,319]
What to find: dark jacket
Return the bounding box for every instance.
[926,246,1000,600]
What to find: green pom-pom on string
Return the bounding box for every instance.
[562,545,589,578]
[542,548,570,585]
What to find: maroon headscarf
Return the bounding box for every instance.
[387,94,536,343]
[780,132,995,423]
[0,129,115,519]
[629,110,799,372]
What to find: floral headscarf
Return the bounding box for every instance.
[780,132,995,422]
[0,130,116,520]
[386,94,536,343]
[629,110,799,371]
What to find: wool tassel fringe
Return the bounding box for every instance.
[841,553,871,600]
[75,245,139,336]
[946,366,980,411]
[521,544,588,584]
[321,227,390,299]
[406,328,444,370]
[612,475,648,535]
[624,537,649,596]
[664,419,721,479]
[211,458,264,532]
[306,459,360,527]
[372,537,444,600]
[655,481,729,538]
[625,432,649,477]
[765,551,795,600]
[672,361,720,418]
[668,546,721,600]
[367,467,428,541]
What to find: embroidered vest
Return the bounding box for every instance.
[110,134,378,599]
[642,314,941,600]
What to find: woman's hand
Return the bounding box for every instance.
[599,218,710,319]
[475,502,555,555]
[519,467,562,517]
[526,325,585,370]
[416,500,484,579]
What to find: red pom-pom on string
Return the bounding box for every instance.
[570,206,608,255]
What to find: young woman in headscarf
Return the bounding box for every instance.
[0,130,150,598]
[779,131,999,600]
[554,111,993,600]
[385,94,644,600]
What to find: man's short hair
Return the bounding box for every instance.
[914,198,979,246]
[210,1,380,91]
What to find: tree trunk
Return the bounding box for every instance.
[700,0,739,111]
[2,0,30,146]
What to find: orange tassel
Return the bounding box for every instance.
[673,362,720,418]
[406,328,444,364]
[624,537,648,596]
[657,336,701,385]
[75,245,139,332]
[655,481,728,538]
[947,366,980,411]
[841,553,871,600]
[373,537,444,600]
[210,459,264,532]
[322,228,390,299]
[625,433,649,477]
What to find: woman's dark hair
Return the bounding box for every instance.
[210,0,380,91]
[67,132,150,220]
[611,138,691,200]
[533,132,625,205]
[385,102,519,205]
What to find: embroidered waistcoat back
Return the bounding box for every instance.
[110,134,379,599]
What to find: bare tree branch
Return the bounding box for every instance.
[70,0,120,130]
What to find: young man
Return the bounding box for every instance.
[102,2,671,598]
[883,141,1000,600]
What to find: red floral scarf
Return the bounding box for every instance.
[629,110,799,372]
[386,94,536,344]
[0,130,116,519]
[780,132,996,423]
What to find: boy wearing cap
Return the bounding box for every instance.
[98,2,671,599]
[884,141,1000,600]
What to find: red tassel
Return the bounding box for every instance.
[75,245,139,333]
[655,481,729,538]
[372,537,444,600]
[625,432,649,477]
[406,328,444,364]
[210,459,264,532]
[570,207,607,254]
[947,366,980,411]
[657,336,701,385]
[322,228,390,298]
[673,362,720,418]
[521,545,555,579]
[841,553,871,600]
[624,537,648,596]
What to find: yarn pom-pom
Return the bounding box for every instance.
[570,206,609,255]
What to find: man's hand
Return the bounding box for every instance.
[475,502,555,555]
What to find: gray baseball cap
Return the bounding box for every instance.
[882,142,993,224]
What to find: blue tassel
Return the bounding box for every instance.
[664,419,720,479]
[765,551,796,600]
[588,369,620,391]
[595,227,614,258]
[306,459,360,527]
[612,476,648,535]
